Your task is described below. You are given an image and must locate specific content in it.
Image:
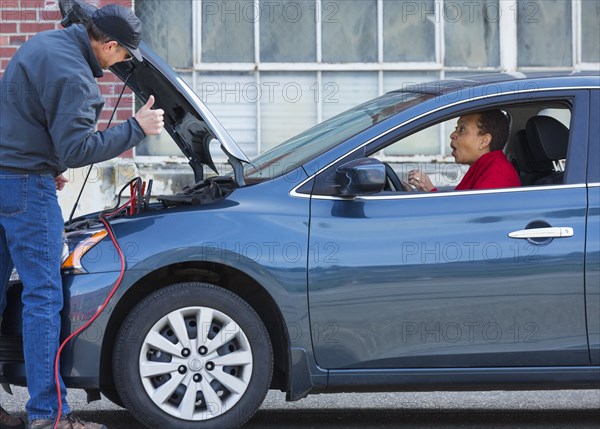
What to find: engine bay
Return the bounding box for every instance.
[64,175,236,232]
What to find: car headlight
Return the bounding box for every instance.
[7,230,107,281]
[62,230,108,274]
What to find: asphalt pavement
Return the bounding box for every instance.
[2,387,599,428]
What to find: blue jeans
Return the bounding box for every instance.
[0,172,70,420]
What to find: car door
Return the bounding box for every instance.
[586,89,600,365]
[307,90,590,370]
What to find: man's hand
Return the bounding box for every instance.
[134,95,165,136]
[55,174,68,191]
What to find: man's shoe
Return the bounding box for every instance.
[27,414,107,429]
[0,406,25,429]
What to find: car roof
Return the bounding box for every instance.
[390,72,600,96]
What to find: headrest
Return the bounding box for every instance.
[525,116,569,162]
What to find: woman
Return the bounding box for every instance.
[408,109,520,191]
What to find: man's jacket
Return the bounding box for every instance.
[0,24,145,176]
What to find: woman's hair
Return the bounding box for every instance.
[85,21,111,44]
[476,109,510,151]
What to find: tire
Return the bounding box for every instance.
[113,282,273,429]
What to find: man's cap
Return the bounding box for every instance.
[91,4,143,61]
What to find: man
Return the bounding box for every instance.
[0,4,164,429]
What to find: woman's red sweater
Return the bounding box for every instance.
[454,150,521,190]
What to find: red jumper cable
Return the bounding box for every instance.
[53,212,126,429]
[52,70,141,429]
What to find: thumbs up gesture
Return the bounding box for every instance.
[134,95,165,136]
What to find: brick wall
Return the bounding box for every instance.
[0,0,136,156]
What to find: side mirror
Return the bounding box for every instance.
[335,158,386,197]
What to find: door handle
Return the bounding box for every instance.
[508,227,573,239]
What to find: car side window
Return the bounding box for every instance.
[372,103,577,194]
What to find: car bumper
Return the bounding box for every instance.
[0,271,121,388]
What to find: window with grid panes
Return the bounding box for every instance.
[134,0,599,163]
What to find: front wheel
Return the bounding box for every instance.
[113,282,273,429]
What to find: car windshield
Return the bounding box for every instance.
[236,91,431,184]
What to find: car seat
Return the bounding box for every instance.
[524,116,569,185]
[510,129,554,186]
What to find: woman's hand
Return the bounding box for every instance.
[407,169,435,192]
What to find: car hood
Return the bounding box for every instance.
[58,0,249,185]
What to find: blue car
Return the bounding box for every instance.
[1,3,599,429]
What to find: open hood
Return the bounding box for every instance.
[58,0,249,185]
